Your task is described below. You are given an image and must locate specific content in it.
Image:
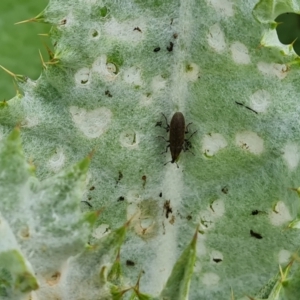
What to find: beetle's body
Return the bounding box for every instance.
[158,111,195,167]
[169,112,185,163]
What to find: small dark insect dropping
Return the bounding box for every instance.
[89,186,95,191]
[250,229,263,239]
[221,186,228,194]
[213,258,223,263]
[173,33,178,39]
[159,192,162,197]
[158,112,197,167]
[105,90,112,97]
[251,209,265,215]
[186,215,192,221]
[81,201,93,208]
[60,19,67,25]
[235,101,258,114]
[81,79,88,84]
[133,27,142,32]
[167,41,174,52]
[163,200,173,219]
[116,171,123,184]
[142,175,147,188]
[126,260,135,266]
[154,47,161,52]
[117,196,125,202]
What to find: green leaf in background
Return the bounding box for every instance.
[0,0,50,100]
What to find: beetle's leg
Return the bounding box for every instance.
[186,130,197,140]
[157,135,169,142]
[161,144,170,154]
[161,113,170,132]
[185,122,193,133]
[183,139,195,156]
[164,160,171,166]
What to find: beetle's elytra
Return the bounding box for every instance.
[159,112,196,167]
[169,112,185,163]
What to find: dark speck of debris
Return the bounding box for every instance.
[117,196,125,202]
[221,186,228,194]
[167,41,174,52]
[213,258,222,263]
[105,90,112,97]
[126,260,135,266]
[116,171,123,185]
[89,186,95,191]
[173,33,178,39]
[251,210,259,215]
[81,201,93,208]
[235,101,258,114]
[163,200,172,219]
[250,229,262,239]
[154,47,161,52]
[142,175,147,188]
[133,27,142,32]
[186,215,192,221]
[159,192,162,197]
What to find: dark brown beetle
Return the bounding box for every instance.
[159,112,196,167]
[169,112,185,163]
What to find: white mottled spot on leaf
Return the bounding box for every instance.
[235,131,264,155]
[151,75,166,92]
[104,17,145,42]
[75,68,90,86]
[278,249,291,264]
[127,190,142,204]
[106,63,117,75]
[196,234,207,257]
[270,201,292,226]
[120,129,139,148]
[89,28,100,39]
[127,203,140,220]
[21,116,39,128]
[199,210,216,231]
[230,42,250,64]
[257,62,288,79]
[206,0,234,17]
[202,133,228,157]
[207,24,226,53]
[202,272,220,286]
[48,149,65,172]
[249,89,271,113]
[123,67,143,86]
[139,94,153,106]
[210,199,225,217]
[92,55,118,81]
[92,224,110,239]
[282,143,300,170]
[69,106,112,138]
[185,63,200,81]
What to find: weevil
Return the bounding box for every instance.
[158,112,196,167]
